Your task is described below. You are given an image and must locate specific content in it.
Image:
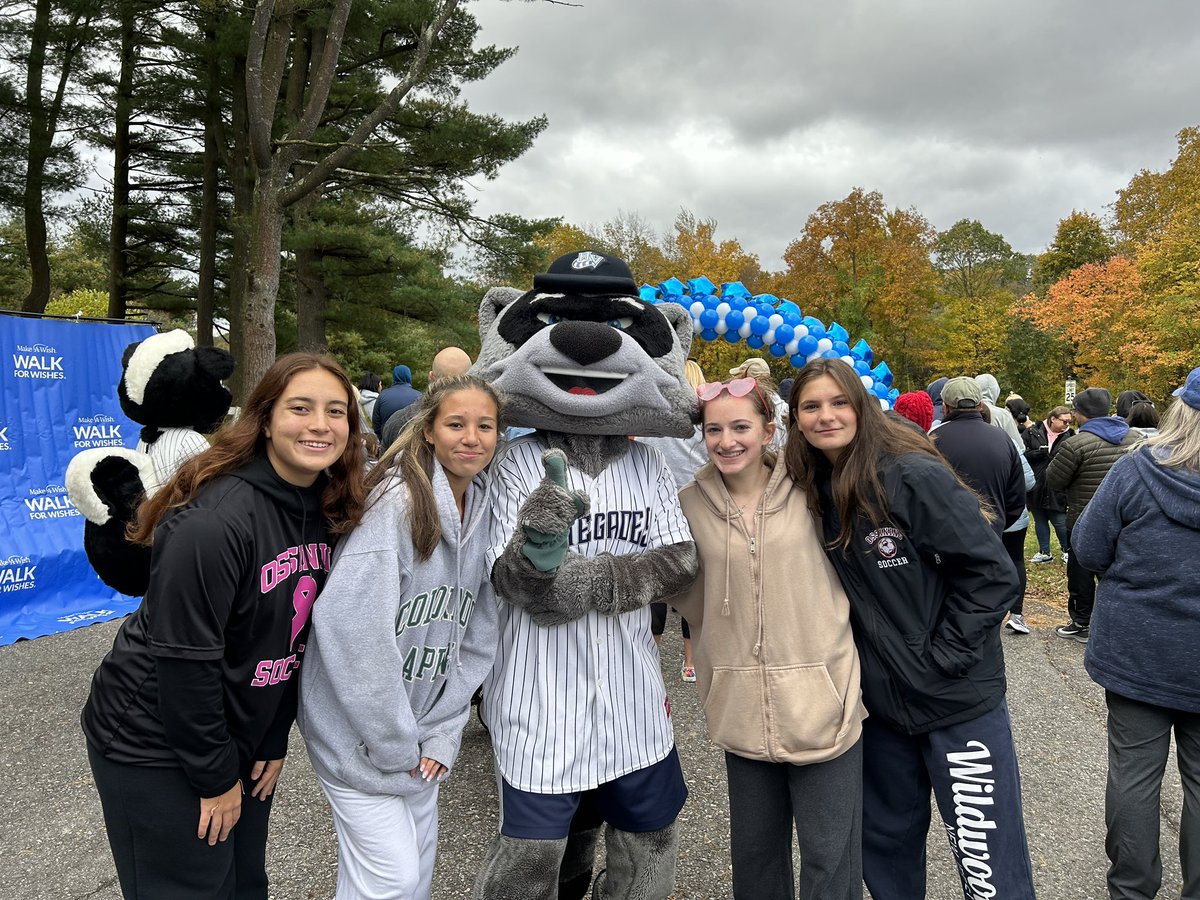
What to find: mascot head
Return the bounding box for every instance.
[473,250,697,438]
[118,329,235,438]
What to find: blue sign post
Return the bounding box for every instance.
[0,313,156,644]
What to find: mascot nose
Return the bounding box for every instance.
[549,321,622,366]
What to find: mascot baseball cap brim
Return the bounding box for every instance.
[533,250,638,296]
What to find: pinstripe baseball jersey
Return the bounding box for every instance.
[137,427,210,487]
[482,434,693,793]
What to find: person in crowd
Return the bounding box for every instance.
[81,353,367,900]
[730,357,787,450]
[892,391,934,433]
[358,373,381,426]
[778,377,795,407]
[1023,406,1074,564]
[974,373,1022,443]
[931,377,1025,537]
[672,373,866,900]
[1073,366,1200,900]
[925,376,948,427]
[1001,438,1037,634]
[786,358,1035,900]
[1046,387,1139,643]
[373,364,422,440]
[1005,392,1031,434]
[1115,389,1153,420]
[299,375,503,900]
[1126,398,1160,438]
[382,347,475,448]
[639,358,706,682]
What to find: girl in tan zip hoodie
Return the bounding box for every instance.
[672,374,867,900]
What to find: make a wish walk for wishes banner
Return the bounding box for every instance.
[0,312,155,645]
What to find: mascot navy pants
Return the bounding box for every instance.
[860,701,1036,900]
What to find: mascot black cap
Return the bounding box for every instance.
[533,250,638,296]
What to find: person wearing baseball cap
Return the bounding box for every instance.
[1071,364,1200,900]
[1046,385,1140,643]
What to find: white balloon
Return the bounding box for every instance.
[860,375,874,389]
[879,398,889,410]
[738,323,752,338]
[715,321,728,335]
[693,320,704,334]
[807,350,823,363]
[785,339,800,355]
[690,301,705,317]
[841,355,854,365]
[794,324,809,338]
[742,306,757,320]
[716,302,731,317]
[817,337,833,352]
[768,313,784,328]
[764,329,776,345]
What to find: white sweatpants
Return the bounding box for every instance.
[314,762,441,900]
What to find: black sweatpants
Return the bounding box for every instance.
[1001,527,1028,616]
[87,743,273,900]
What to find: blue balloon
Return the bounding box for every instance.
[797,335,819,356]
[702,294,720,310]
[871,361,893,387]
[888,388,900,402]
[821,348,841,360]
[828,322,850,343]
[832,340,850,356]
[853,359,872,376]
[721,281,752,299]
[778,300,801,316]
[699,309,719,329]
[755,302,775,318]
[658,276,686,298]
[782,311,802,327]
[723,331,742,344]
[688,275,717,296]
[807,321,827,338]
[850,338,873,363]
[790,353,806,368]
[750,316,771,336]
[700,328,718,342]
[769,342,787,358]
[752,293,779,306]
[775,323,795,345]
[746,335,765,350]
[724,309,745,331]
[639,285,661,303]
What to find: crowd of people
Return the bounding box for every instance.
[79,318,1200,899]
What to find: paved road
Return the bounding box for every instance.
[0,592,1184,899]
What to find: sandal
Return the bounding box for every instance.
[680,665,696,683]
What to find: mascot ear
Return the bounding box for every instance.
[194,346,235,381]
[478,287,524,334]
[655,301,695,353]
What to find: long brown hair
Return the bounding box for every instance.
[784,359,946,549]
[129,353,368,544]
[367,375,505,561]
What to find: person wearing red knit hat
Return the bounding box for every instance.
[893,391,934,433]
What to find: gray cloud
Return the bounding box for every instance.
[462,0,1200,269]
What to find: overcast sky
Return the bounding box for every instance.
[459,0,1200,271]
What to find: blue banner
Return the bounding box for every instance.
[0,313,157,644]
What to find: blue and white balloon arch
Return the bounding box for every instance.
[641,275,898,408]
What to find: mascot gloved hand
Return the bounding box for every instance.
[471,252,700,900]
[65,329,234,596]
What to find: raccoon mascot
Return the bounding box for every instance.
[471,251,700,900]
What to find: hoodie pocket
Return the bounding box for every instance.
[702,667,767,756]
[765,664,847,755]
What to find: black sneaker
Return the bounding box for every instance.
[1055,621,1087,640]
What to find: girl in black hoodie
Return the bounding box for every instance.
[82,353,367,900]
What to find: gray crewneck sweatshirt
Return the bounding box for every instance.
[299,459,498,795]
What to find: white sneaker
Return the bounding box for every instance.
[1030,552,1053,563]
[1005,614,1030,634]
[1062,552,1069,565]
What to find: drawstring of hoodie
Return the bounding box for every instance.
[719,476,769,659]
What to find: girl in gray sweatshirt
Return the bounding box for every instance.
[299,375,503,899]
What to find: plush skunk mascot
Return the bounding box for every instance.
[471,251,699,900]
[66,329,234,597]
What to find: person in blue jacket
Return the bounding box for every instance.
[1073,366,1200,900]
